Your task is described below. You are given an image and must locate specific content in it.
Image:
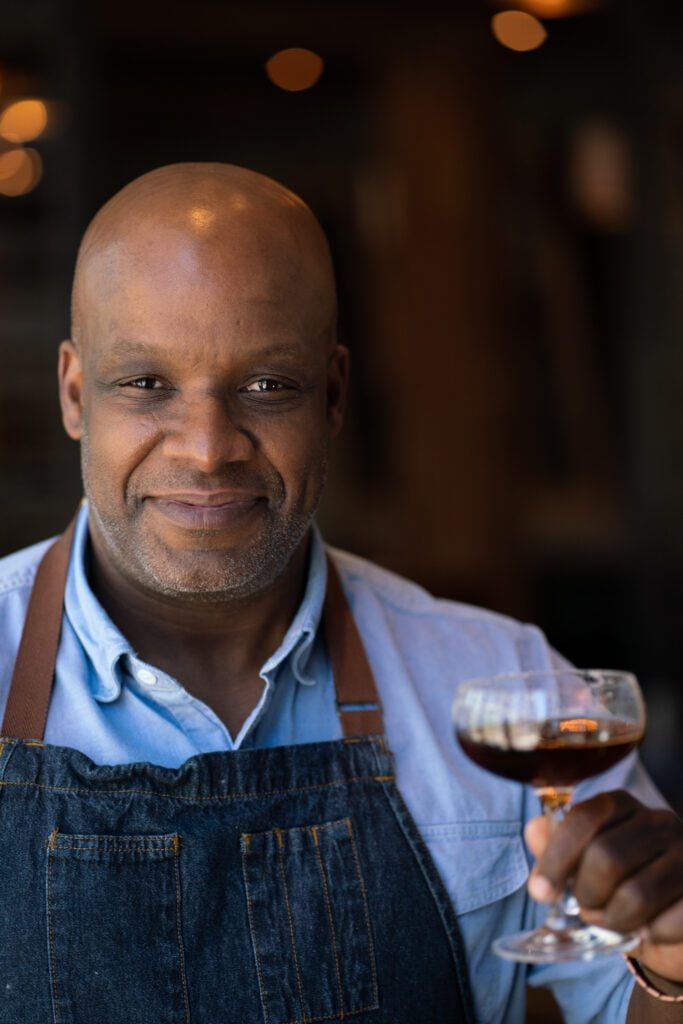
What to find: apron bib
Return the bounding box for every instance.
[0,521,476,1024]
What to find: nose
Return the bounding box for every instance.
[162,394,256,472]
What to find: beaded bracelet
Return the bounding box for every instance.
[625,957,683,1004]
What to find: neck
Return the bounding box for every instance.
[87,530,312,733]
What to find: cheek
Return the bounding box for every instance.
[80,404,160,497]
[278,424,329,496]
[277,407,328,461]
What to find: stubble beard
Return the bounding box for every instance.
[81,439,328,605]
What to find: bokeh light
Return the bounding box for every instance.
[491,11,548,52]
[0,147,26,181]
[0,147,43,196]
[265,49,324,92]
[528,0,576,12]
[570,120,634,232]
[0,99,48,143]
[510,0,597,16]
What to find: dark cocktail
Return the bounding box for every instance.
[452,669,646,962]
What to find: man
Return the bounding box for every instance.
[0,163,681,1023]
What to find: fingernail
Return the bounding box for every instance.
[638,926,651,943]
[529,875,554,901]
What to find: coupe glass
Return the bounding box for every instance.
[452,668,646,963]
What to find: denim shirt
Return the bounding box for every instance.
[0,504,662,1023]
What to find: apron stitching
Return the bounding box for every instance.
[344,820,379,1010]
[46,830,61,1024]
[279,1002,379,1024]
[47,835,178,848]
[173,838,192,1024]
[49,844,179,853]
[311,827,346,1020]
[0,775,394,801]
[241,836,272,1024]
[276,831,308,1023]
[364,738,391,779]
[248,818,351,840]
[0,740,19,782]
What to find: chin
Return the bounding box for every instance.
[134,530,306,602]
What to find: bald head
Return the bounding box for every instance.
[71,162,337,353]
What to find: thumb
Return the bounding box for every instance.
[524,815,551,858]
[524,815,559,902]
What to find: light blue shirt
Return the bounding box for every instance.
[0,504,662,1023]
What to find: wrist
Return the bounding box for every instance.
[626,957,683,1002]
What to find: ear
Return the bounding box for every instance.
[58,339,84,440]
[326,343,350,439]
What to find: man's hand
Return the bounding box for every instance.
[525,791,683,983]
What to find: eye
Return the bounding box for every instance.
[243,378,287,393]
[121,376,165,390]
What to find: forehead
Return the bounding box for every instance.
[79,224,332,363]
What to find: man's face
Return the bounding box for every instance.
[59,218,347,603]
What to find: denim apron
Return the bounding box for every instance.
[0,522,476,1024]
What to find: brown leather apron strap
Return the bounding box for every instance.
[323,556,383,737]
[1,520,384,742]
[1,518,77,741]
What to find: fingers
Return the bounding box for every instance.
[644,895,683,946]
[529,791,683,940]
[574,811,680,911]
[533,790,635,891]
[601,851,683,934]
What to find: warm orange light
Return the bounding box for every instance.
[0,147,26,181]
[266,49,324,92]
[0,99,48,142]
[511,0,597,16]
[559,718,599,733]
[0,147,42,196]
[528,0,567,10]
[491,11,548,51]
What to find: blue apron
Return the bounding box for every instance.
[0,522,476,1023]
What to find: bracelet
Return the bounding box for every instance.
[625,957,683,1003]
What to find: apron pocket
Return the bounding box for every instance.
[45,830,190,1024]
[241,817,378,1024]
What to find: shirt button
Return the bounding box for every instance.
[136,668,157,686]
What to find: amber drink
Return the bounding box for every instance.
[452,669,646,963]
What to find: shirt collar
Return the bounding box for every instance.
[63,503,328,702]
[260,522,328,687]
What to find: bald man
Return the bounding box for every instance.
[0,164,681,1024]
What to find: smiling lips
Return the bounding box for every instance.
[149,492,264,529]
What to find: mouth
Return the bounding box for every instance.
[147,492,265,529]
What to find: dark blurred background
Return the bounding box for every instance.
[1,0,681,825]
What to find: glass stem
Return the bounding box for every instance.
[537,787,583,932]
